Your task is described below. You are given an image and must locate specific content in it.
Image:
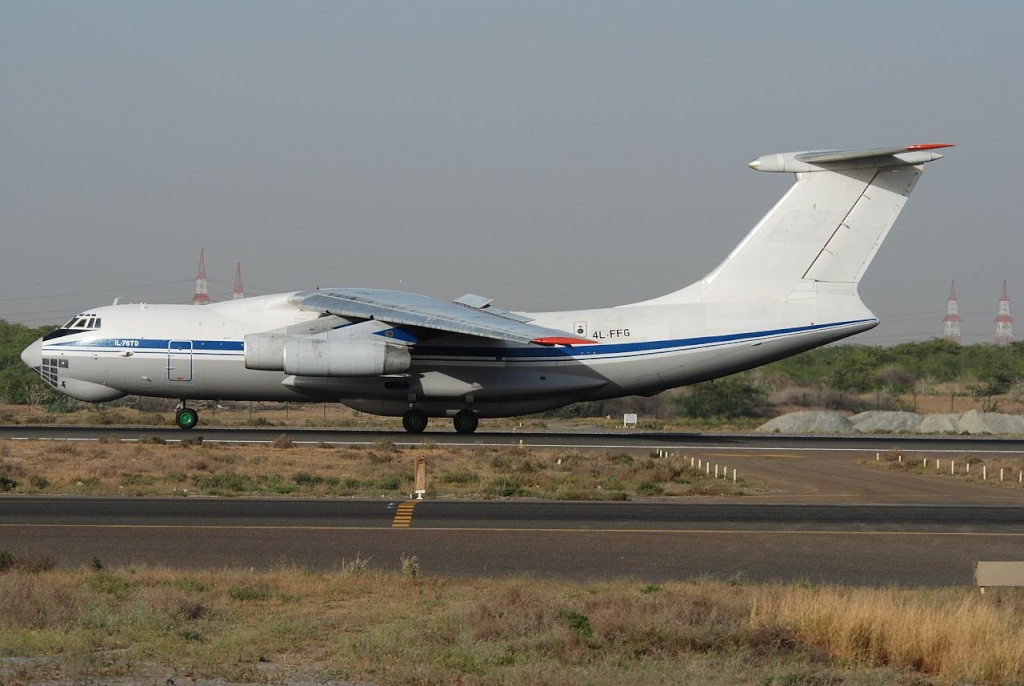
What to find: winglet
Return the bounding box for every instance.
[531,336,594,347]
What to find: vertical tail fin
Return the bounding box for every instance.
[648,144,951,304]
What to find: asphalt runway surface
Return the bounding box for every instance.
[5,425,1024,453]
[2,427,1023,585]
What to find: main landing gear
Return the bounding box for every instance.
[175,401,199,430]
[453,409,479,434]
[402,409,428,433]
[401,408,480,434]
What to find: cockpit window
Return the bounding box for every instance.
[43,313,103,340]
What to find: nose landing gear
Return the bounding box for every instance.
[175,402,199,430]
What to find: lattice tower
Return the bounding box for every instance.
[995,280,1013,345]
[233,262,245,299]
[192,248,212,305]
[942,280,961,344]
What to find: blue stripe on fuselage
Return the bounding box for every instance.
[41,319,871,362]
[47,339,245,352]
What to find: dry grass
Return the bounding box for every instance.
[752,585,1024,683]
[0,558,1020,685]
[0,439,757,500]
[868,449,1024,490]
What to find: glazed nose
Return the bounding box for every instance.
[21,338,42,369]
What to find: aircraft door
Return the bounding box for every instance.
[167,340,194,382]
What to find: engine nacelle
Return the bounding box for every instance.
[282,338,411,377]
[244,333,291,371]
[244,325,412,377]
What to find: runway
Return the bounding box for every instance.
[4,424,1024,453]
[3,498,1023,585]
[1,427,1022,585]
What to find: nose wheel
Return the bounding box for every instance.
[175,405,199,430]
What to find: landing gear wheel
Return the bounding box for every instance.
[453,409,479,434]
[402,409,428,433]
[175,407,199,430]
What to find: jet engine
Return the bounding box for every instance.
[244,332,411,377]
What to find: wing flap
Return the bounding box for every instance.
[290,288,591,346]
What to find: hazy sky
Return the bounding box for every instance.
[2,1,1021,344]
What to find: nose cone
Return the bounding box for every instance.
[21,338,42,369]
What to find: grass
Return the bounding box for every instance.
[0,557,1021,685]
[0,439,758,500]
[867,449,1024,490]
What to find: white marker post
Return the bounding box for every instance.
[414,456,427,500]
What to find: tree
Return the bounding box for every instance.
[675,376,769,419]
[0,320,53,404]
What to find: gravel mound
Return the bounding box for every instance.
[918,414,962,434]
[957,410,1024,435]
[849,411,922,433]
[757,411,852,433]
[760,409,1024,435]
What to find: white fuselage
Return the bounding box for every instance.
[26,286,875,418]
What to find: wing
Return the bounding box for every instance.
[289,288,591,346]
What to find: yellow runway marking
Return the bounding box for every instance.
[391,501,418,528]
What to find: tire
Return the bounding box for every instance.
[453,409,479,434]
[402,409,428,433]
[175,407,199,430]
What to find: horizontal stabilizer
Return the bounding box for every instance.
[749,143,952,173]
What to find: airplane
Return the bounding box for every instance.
[21,143,952,433]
